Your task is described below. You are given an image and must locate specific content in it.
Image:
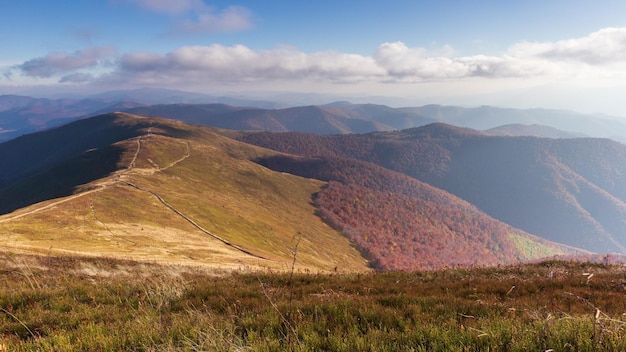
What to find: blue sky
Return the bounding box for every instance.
[3,0,626,114]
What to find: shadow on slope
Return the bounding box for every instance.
[0,112,193,215]
[0,144,126,215]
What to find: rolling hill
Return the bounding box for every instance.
[0,113,368,271]
[400,105,626,141]
[0,113,579,271]
[237,124,626,254]
[483,124,585,138]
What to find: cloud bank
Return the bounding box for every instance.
[7,27,626,93]
[16,47,116,78]
[118,45,383,84]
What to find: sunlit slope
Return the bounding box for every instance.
[0,113,368,272]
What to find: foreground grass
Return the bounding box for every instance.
[1,255,626,351]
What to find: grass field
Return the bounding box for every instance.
[1,253,626,351]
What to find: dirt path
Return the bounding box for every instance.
[0,129,151,224]
[161,141,190,170]
[121,180,269,260]
[0,130,269,262]
[0,186,105,224]
[0,133,147,224]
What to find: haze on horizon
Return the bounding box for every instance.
[2,1,626,116]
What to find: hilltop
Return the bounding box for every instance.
[0,113,580,271]
[0,113,367,272]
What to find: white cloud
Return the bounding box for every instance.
[17,47,116,78]
[508,27,626,65]
[60,72,95,83]
[8,26,626,107]
[117,44,384,84]
[372,41,562,81]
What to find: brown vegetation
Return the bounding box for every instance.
[256,154,572,270]
[1,254,625,351]
[238,124,626,254]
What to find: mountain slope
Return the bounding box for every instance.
[0,112,153,191]
[0,113,367,272]
[237,124,626,254]
[254,154,577,270]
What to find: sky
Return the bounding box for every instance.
[2,0,626,115]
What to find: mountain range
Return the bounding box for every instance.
[0,88,278,143]
[125,102,626,142]
[2,89,626,270]
[2,88,626,144]
[0,112,594,271]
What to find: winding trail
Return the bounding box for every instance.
[121,180,269,260]
[0,187,104,224]
[0,132,146,224]
[1,128,269,261]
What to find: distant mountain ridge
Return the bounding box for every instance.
[0,89,279,142]
[126,102,626,141]
[125,104,402,134]
[3,88,626,143]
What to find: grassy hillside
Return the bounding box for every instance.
[0,113,367,272]
[0,113,594,272]
[1,254,625,350]
[237,124,626,254]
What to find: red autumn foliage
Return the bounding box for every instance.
[256,154,531,270]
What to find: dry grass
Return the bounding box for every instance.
[0,126,368,273]
[1,254,626,351]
